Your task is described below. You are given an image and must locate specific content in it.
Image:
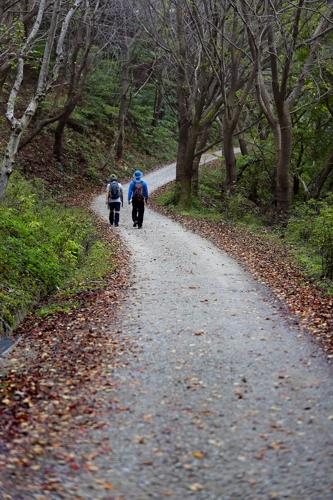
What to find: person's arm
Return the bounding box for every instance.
[105,184,110,205]
[120,184,124,207]
[143,181,149,202]
[128,181,133,204]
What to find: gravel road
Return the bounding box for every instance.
[91,154,333,499]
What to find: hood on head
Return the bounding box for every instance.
[134,170,143,181]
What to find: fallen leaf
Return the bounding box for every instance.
[102,482,113,490]
[234,388,244,399]
[189,483,204,492]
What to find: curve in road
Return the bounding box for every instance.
[91,154,333,499]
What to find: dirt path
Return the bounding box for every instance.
[88,155,333,499]
[1,153,332,499]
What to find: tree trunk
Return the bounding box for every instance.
[115,47,130,161]
[53,99,78,161]
[192,155,200,198]
[310,152,333,198]
[0,61,11,90]
[0,129,21,199]
[249,174,259,205]
[192,126,210,196]
[151,79,164,127]
[0,0,82,199]
[276,103,292,212]
[293,174,300,196]
[223,119,236,196]
[179,163,192,208]
[19,109,68,151]
[176,117,189,184]
[177,122,199,208]
[258,121,269,140]
[238,134,248,156]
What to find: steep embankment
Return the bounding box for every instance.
[0,174,116,349]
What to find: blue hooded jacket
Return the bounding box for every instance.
[128,170,148,202]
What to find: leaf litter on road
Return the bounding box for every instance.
[0,196,131,496]
[151,187,333,356]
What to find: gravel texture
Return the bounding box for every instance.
[89,155,333,499]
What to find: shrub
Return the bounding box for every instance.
[223,192,261,225]
[286,196,333,280]
[157,184,179,207]
[312,205,333,280]
[0,173,102,334]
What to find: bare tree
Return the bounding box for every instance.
[0,1,40,89]
[17,0,119,160]
[186,1,255,195]
[53,0,105,161]
[237,0,333,212]
[138,0,224,206]
[0,0,84,199]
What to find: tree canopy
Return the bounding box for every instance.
[0,0,332,215]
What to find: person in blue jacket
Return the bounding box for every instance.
[128,170,148,229]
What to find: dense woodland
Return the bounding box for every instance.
[0,0,332,203]
[0,0,333,332]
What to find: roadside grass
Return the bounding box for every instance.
[37,239,116,318]
[155,162,333,294]
[155,166,224,222]
[0,173,116,332]
[37,301,81,318]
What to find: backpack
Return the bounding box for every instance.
[109,180,120,201]
[132,181,144,202]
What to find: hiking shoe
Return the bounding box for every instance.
[133,221,137,227]
[115,223,119,227]
[138,225,142,229]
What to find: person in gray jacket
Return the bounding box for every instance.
[106,174,123,226]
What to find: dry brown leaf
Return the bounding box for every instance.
[189,483,204,492]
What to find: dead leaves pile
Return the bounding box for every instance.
[151,188,333,356]
[0,196,130,494]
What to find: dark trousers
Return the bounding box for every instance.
[109,201,121,225]
[132,200,145,227]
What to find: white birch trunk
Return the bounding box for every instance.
[0,0,83,200]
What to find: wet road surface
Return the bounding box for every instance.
[89,154,333,499]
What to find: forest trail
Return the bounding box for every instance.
[89,155,333,499]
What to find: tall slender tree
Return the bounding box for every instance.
[237,0,333,212]
[0,0,84,199]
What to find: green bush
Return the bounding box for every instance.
[223,192,260,224]
[311,205,333,280]
[286,196,333,280]
[157,184,179,207]
[0,173,107,334]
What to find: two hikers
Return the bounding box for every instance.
[128,170,149,229]
[106,174,123,226]
[106,170,148,228]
